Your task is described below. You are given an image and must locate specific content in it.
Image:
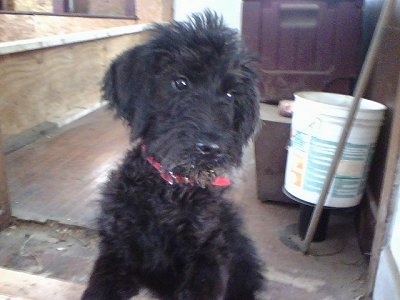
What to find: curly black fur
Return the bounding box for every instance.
[82,11,264,300]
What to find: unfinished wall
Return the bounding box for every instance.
[0,14,138,42]
[0,0,172,147]
[6,0,173,20]
[11,0,53,12]
[136,0,173,23]
[0,0,173,42]
[88,0,126,16]
[0,31,149,141]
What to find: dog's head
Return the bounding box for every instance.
[103,11,260,186]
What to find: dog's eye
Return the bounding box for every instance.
[172,77,189,90]
[225,91,235,100]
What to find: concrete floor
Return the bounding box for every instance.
[0,109,369,299]
[229,146,368,299]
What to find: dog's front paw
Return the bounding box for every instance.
[81,287,102,300]
[177,289,205,300]
[177,289,191,300]
[81,287,121,300]
[177,289,224,300]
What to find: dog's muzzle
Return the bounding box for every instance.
[141,144,231,187]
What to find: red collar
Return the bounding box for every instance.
[141,144,231,187]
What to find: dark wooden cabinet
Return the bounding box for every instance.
[254,104,294,203]
[242,0,363,103]
[245,0,363,203]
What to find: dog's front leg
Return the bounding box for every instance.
[176,255,229,300]
[81,250,140,300]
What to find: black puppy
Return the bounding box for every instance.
[82,11,264,300]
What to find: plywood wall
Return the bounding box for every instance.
[136,0,173,23]
[0,14,138,42]
[0,32,149,139]
[0,0,172,142]
[11,0,53,12]
[6,0,173,21]
[89,0,127,16]
[0,0,173,42]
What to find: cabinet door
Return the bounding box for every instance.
[242,0,362,102]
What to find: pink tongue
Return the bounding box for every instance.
[212,176,231,186]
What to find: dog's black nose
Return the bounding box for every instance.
[196,142,221,156]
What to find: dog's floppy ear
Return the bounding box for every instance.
[235,57,261,143]
[102,45,151,139]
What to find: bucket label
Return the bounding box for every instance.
[288,131,375,198]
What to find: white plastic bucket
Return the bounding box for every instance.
[284,91,387,208]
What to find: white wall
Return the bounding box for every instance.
[173,0,242,31]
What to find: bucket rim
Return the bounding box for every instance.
[294,91,387,112]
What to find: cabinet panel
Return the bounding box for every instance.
[242,0,363,102]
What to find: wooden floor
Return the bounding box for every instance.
[5,108,130,228]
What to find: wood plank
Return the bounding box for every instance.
[0,267,155,299]
[0,267,85,300]
[0,14,138,42]
[0,32,148,140]
[367,72,400,294]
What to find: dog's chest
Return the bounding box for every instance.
[153,189,225,247]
